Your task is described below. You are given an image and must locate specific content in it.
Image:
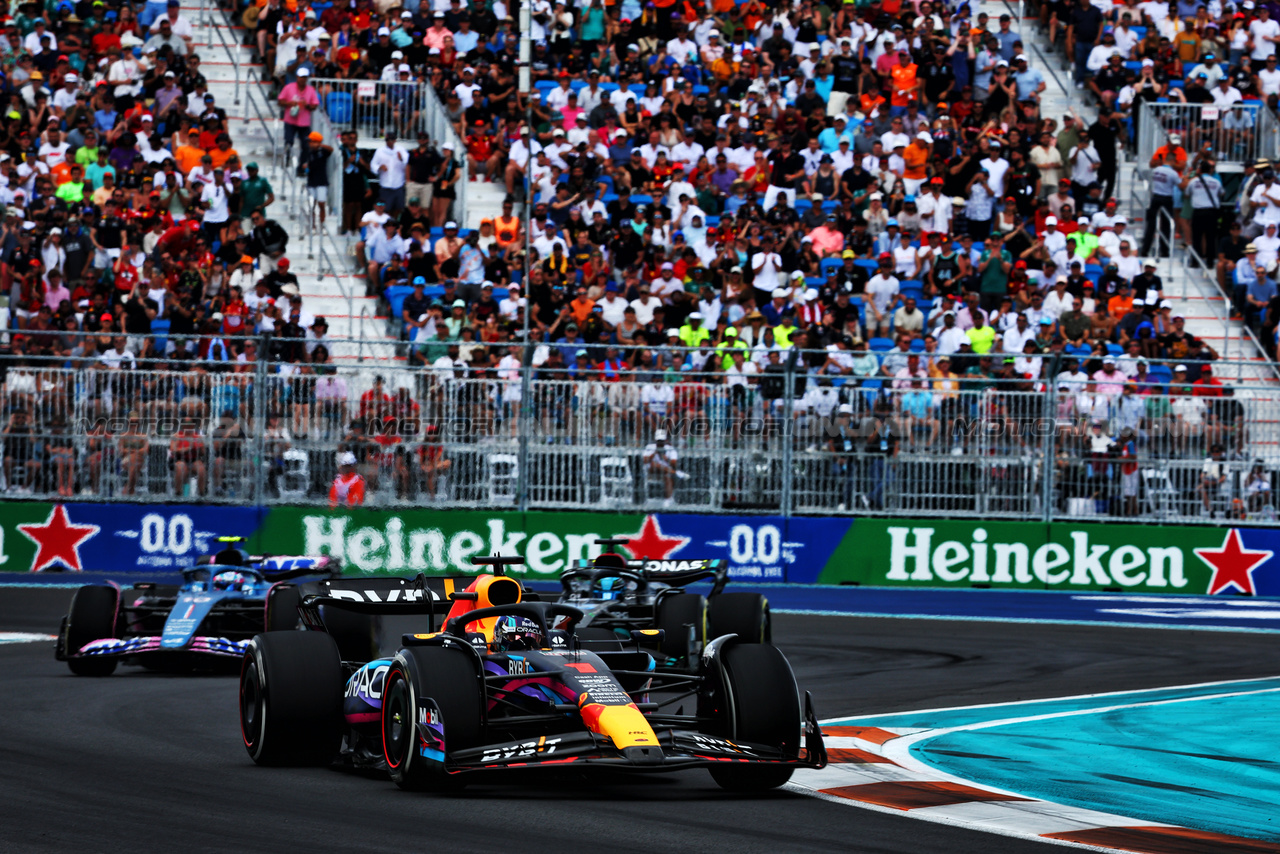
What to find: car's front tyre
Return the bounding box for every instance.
[64,585,119,677]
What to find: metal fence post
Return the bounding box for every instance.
[1041,380,1056,522]
[255,334,270,507]
[517,356,532,513]
[780,350,797,517]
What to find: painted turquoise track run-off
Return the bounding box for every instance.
[839,677,1280,844]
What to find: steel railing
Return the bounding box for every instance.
[3,342,1279,522]
[306,77,468,226]
[1137,102,1274,170]
[206,11,241,106]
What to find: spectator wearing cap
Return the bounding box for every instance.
[369,130,410,214]
[278,67,319,159]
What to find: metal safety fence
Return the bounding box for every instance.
[1137,101,1279,170]
[2,338,1280,524]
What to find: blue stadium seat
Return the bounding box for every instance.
[805,277,826,288]
[1066,344,1092,357]
[493,287,509,299]
[630,194,654,205]
[424,285,445,298]
[1130,25,1147,39]
[860,378,883,406]
[325,91,352,125]
[704,215,720,228]
[909,338,925,353]
[794,199,813,214]
[869,337,895,352]
[854,259,878,271]
[1085,264,1103,277]
[150,319,170,353]
[821,257,844,277]
[1147,365,1172,386]
[1105,343,1123,356]
[384,285,415,324]
[535,81,557,96]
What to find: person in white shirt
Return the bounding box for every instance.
[1041,215,1070,271]
[1208,78,1243,111]
[23,20,55,55]
[1069,139,1100,187]
[630,288,662,325]
[200,169,231,231]
[865,267,900,337]
[981,148,1010,197]
[649,264,684,301]
[1254,222,1280,270]
[597,287,629,327]
[915,181,953,233]
[37,128,69,168]
[1114,237,1143,280]
[51,74,80,113]
[609,82,639,113]
[1258,55,1280,95]
[669,132,705,170]
[1250,7,1280,61]
[1043,280,1074,319]
[544,77,573,112]
[498,285,525,323]
[1002,314,1036,353]
[369,131,408,212]
[935,312,970,354]
[665,167,696,210]
[150,1,195,44]
[751,240,784,293]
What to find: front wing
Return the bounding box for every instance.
[67,635,251,659]
[432,695,828,774]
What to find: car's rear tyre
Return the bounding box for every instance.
[708,593,771,644]
[383,646,482,792]
[65,585,119,677]
[240,631,344,766]
[265,584,301,632]
[656,593,706,661]
[708,643,800,792]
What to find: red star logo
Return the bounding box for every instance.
[617,515,690,560]
[17,505,100,573]
[1195,529,1273,596]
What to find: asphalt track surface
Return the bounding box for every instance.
[3,588,1279,854]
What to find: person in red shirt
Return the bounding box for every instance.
[222,286,249,336]
[1192,364,1224,397]
[330,452,367,506]
[358,375,393,426]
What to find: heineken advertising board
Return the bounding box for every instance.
[1,501,1277,597]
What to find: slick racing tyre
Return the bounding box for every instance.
[656,593,706,661]
[65,585,119,677]
[240,631,344,766]
[383,646,481,792]
[708,593,771,644]
[265,584,302,632]
[709,643,801,792]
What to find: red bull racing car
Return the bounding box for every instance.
[239,557,825,791]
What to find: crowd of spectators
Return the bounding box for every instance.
[1,0,1277,513]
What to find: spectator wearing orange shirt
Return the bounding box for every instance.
[903,132,931,195]
[569,285,596,325]
[889,51,920,113]
[208,134,239,170]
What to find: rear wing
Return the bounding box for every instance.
[195,553,341,580]
[294,574,507,631]
[570,558,729,593]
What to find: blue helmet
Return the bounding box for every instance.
[492,615,543,652]
[593,576,626,601]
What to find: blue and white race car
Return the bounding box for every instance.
[55,538,341,676]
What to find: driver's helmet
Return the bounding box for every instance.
[211,570,250,591]
[592,576,627,601]
[492,615,543,652]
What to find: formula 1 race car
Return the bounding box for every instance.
[555,539,771,669]
[55,538,341,676]
[239,556,825,792]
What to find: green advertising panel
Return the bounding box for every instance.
[818,519,1259,595]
